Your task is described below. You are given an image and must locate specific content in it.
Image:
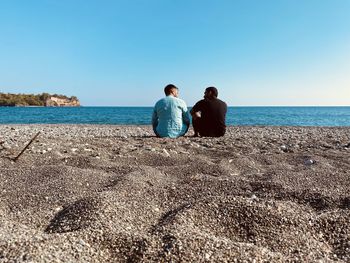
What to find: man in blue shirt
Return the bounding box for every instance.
[152,84,190,138]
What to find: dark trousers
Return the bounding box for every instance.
[193,118,225,137]
[192,118,202,136]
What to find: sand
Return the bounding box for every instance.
[0,125,349,262]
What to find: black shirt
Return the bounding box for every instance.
[192,98,227,136]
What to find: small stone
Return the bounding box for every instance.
[304,159,315,165]
[79,239,87,246]
[251,194,258,200]
[2,143,11,149]
[280,145,288,152]
[163,149,170,157]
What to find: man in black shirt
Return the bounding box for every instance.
[191,87,227,137]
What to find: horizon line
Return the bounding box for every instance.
[80,105,350,107]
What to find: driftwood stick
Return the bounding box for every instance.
[13,132,40,162]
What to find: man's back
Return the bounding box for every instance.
[152,96,190,138]
[192,98,227,137]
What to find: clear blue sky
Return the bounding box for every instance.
[0,0,349,106]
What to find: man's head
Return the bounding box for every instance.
[204,86,218,99]
[164,84,179,97]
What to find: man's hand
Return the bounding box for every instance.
[191,111,201,120]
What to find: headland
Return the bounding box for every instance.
[0,93,80,107]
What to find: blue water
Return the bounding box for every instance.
[0,107,350,126]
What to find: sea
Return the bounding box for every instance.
[0,107,350,126]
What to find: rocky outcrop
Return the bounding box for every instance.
[0,93,81,107]
[45,96,80,107]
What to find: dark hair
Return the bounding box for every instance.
[164,84,178,95]
[206,86,218,97]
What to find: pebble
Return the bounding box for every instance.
[251,194,259,201]
[1,142,11,149]
[280,145,288,152]
[304,159,315,165]
[79,239,87,246]
[163,149,170,157]
[84,148,93,152]
[344,142,350,148]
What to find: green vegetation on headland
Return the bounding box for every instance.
[0,93,80,107]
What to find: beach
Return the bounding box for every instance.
[0,125,349,262]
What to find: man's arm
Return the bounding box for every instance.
[190,104,196,116]
[180,101,190,134]
[151,107,159,136]
[190,101,202,120]
[182,104,190,127]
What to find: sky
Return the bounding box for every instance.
[0,0,349,106]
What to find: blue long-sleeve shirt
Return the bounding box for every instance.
[152,95,190,138]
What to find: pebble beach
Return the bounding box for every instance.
[0,125,349,262]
